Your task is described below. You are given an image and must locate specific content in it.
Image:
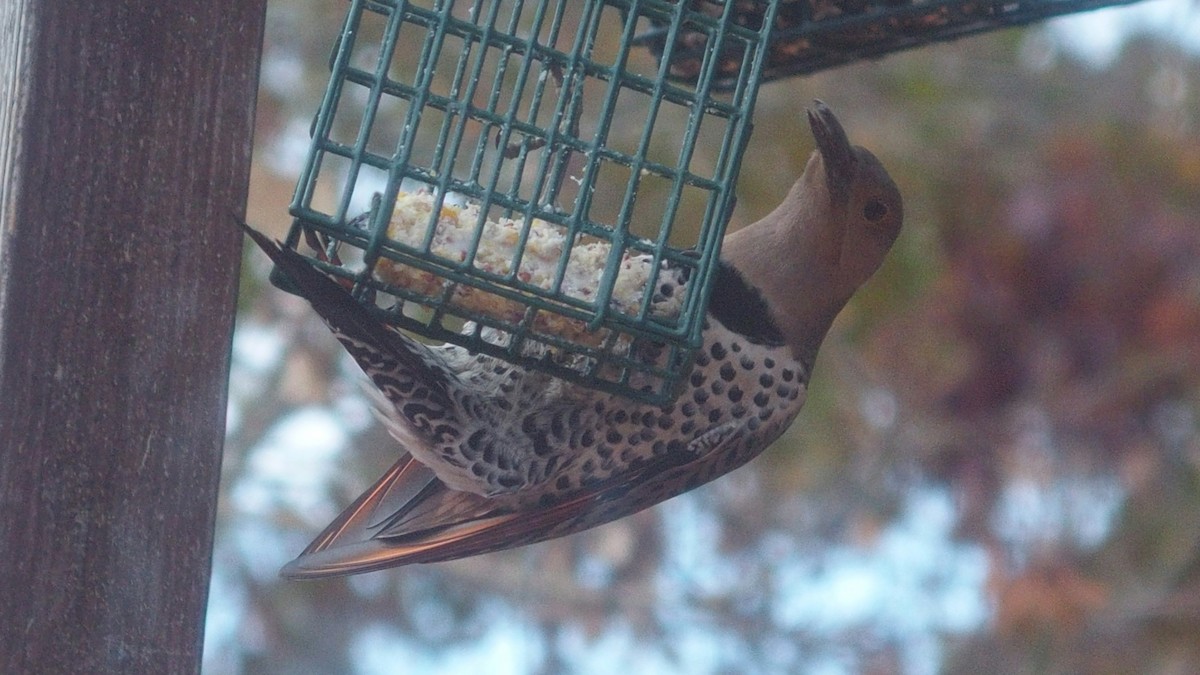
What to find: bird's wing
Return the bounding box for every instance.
[241,224,457,402]
[281,422,751,579]
[244,224,514,494]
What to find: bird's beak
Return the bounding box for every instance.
[807,101,856,208]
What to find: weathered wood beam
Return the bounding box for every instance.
[0,1,267,671]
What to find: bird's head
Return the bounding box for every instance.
[802,101,903,300]
[720,102,903,366]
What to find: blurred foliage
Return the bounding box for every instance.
[214,2,1200,673]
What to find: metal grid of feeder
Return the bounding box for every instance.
[281,0,779,404]
[637,0,1146,88]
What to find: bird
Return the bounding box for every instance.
[242,101,903,578]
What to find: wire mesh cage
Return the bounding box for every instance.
[280,0,780,404]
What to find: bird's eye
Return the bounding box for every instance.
[863,199,888,222]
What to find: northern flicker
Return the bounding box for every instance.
[243,102,902,578]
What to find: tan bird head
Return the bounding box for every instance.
[720,101,903,369]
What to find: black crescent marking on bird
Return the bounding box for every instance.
[707,260,786,347]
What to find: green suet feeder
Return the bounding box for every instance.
[280,0,780,404]
[277,0,1141,404]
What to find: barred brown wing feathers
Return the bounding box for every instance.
[280,416,759,577]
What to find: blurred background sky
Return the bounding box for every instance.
[210,1,1200,672]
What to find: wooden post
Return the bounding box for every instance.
[0,1,266,672]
